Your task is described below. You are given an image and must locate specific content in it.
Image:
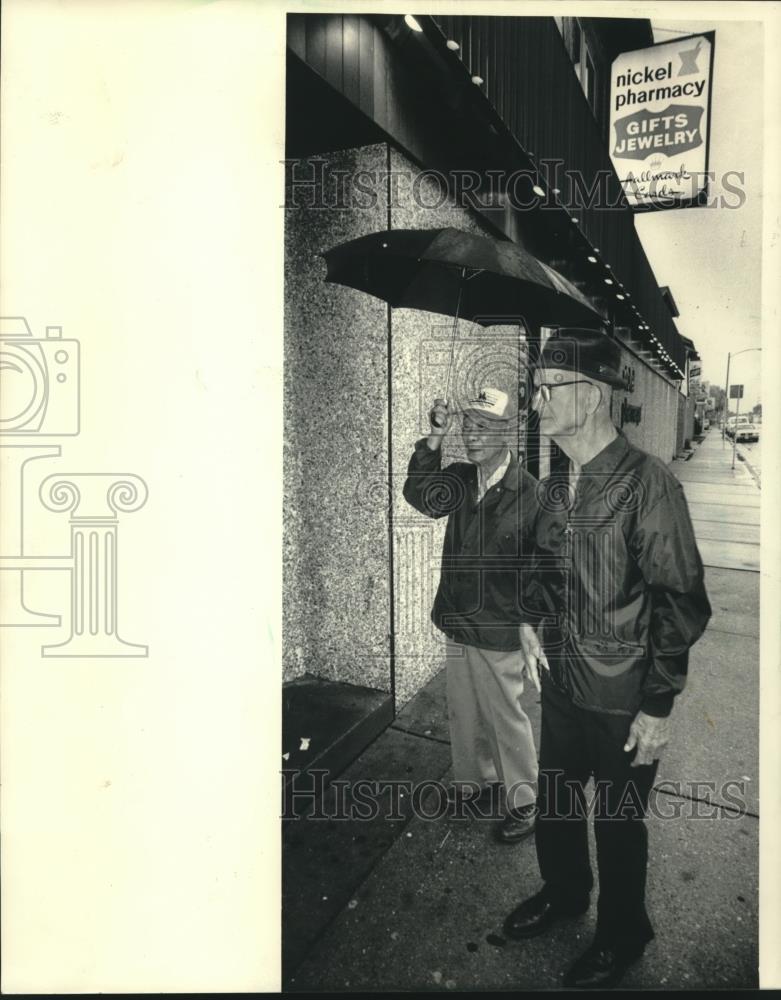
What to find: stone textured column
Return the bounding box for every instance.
[39,474,148,657]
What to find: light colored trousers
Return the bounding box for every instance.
[445,641,538,810]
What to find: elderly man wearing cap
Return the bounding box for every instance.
[502,329,711,989]
[403,386,541,844]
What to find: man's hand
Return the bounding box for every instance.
[426,398,453,450]
[519,624,548,694]
[624,711,671,767]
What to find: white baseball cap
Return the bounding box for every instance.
[460,387,517,422]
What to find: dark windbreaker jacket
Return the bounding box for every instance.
[404,431,712,719]
[403,439,540,653]
[525,431,712,718]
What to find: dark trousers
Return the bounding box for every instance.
[536,677,659,953]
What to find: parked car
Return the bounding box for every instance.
[736,423,759,443]
[725,416,759,443]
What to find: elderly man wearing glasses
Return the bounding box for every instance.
[403,386,541,844]
[503,329,711,989]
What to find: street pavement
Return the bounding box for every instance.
[284,431,760,991]
[737,436,762,486]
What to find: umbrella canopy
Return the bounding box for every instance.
[322,227,603,328]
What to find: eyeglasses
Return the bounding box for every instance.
[531,380,594,404]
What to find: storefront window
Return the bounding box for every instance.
[559,17,599,120]
[585,51,596,108]
[571,18,581,63]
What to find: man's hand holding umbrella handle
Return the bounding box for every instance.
[427,398,453,449]
[519,623,548,694]
[624,711,671,767]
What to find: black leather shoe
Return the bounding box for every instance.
[562,940,646,989]
[503,890,590,940]
[493,804,537,844]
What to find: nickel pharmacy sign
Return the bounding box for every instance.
[610,32,715,211]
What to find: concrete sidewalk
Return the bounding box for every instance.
[674,429,760,572]
[283,431,759,991]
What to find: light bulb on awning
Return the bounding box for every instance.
[532,185,545,197]
[587,256,598,263]
[446,39,459,51]
[404,14,423,31]
[471,75,484,85]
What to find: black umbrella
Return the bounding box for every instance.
[322,227,603,415]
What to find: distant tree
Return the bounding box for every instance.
[752,403,762,419]
[708,384,726,414]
